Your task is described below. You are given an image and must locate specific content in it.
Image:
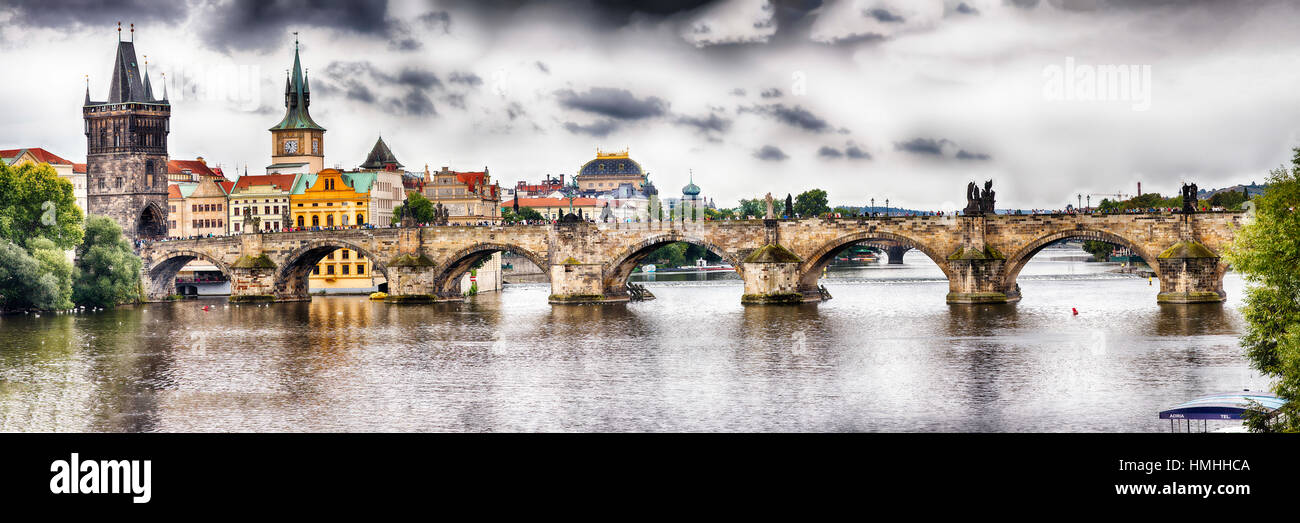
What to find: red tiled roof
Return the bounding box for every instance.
[218,181,235,194]
[167,159,218,177]
[455,171,487,191]
[167,185,183,199]
[231,174,297,192]
[72,163,87,174]
[0,147,75,165]
[503,197,600,208]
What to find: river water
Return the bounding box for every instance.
[0,245,1263,432]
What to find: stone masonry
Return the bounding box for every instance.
[138,211,1243,305]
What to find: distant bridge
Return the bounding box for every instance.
[138,211,1242,305]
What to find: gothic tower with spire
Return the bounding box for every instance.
[268,35,326,174]
[83,24,170,242]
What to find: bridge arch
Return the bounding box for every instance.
[275,239,391,298]
[144,249,232,299]
[799,231,952,288]
[602,233,743,294]
[1001,228,1162,295]
[432,242,551,297]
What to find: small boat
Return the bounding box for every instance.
[641,264,657,273]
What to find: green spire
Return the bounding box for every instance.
[269,33,325,132]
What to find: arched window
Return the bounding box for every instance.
[297,216,305,228]
[311,215,319,227]
[341,215,349,227]
[357,213,365,226]
[326,215,334,227]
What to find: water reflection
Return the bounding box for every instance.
[0,246,1267,432]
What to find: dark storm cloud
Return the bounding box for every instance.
[1006,0,1041,8]
[754,145,788,161]
[563,119,621,137]
[448,72,483,87]
[956,149,991,160]
[760,88,783,98]
[742,103,831,133]
[389,37,422,50]
[440,0,715,29]
[865,8,905,23]
[536,61,550,74]
[895,137,950,156]
[556,87,668,120]
[674,112,732,134]
[506,102,526,120]
[819,142,872,160]
[845,144,872,160]
[1,0,188,28]
[443,93,467,110]
[319,60,442,116]
[418,10,452,33]
[955,3,980,15]
[200,0,397,53]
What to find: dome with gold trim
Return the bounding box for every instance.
[579,148,643,176]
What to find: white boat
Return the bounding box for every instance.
[641,264,657,273]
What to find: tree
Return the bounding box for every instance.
[27,237,74,310]
[72,216,142,308]
[1224,147,1300,432]
[794,189,831,217]
[391,191,438,224]
[0,161,84,250]
[1208,190,1248,210]
[784,194,794,218]
[735,197,783,219]
[1081,240,1114,262]
[502,206,543,223]
[0,240,68,311]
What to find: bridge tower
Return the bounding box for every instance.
[84,26,170,242]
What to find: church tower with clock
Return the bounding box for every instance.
[268,36,325,174]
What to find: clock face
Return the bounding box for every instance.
[283,139,298,154]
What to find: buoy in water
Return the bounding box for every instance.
[1071,307,1078,316]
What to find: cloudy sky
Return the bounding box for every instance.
[2,0,1299,211]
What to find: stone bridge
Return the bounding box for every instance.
[137,211,1243,305]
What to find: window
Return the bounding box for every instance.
[357,213,365,225]
[357,264,365,275]
[341,250,350,260]
[327,252,334,260]
[311,215,319,227]
[326,265,335,275]
[341,265,350,275]
[312,266,320,275]
[326,215,334,227]
[297,216,305,227]
[234,223,240,232]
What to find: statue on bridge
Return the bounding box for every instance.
[981,179,996,214]
[1181,183,1199,213]
[242,206,260,233]
[964,180,996,215]
[764,192,775,219]
[433,203,450,225]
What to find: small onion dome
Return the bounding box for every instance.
[682,181,701,196]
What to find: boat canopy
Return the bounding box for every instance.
[1158,391,1283,420]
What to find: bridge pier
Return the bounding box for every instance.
[741,244,816,304]
[228,263,280,303]
[945,247,1016,304]
[382,254,441,303]
[884,245,909,264]
[549,261,624,304]
[1154,241,1226,303]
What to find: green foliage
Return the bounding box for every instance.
[1096,192,1184,212]
[642,242,721,268]
[784,194,794,218]
[72,216,142,308]
[0,161,84,250]
[794,189,831,217]
[1082,240,1115,261]
[1208,190,1249,210]
[1224,148,1300,432]
[27,237,74,310]
[0,240,69,311]
[735,197,783,219]
[392,191,438,224]
[501,206,544,223]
